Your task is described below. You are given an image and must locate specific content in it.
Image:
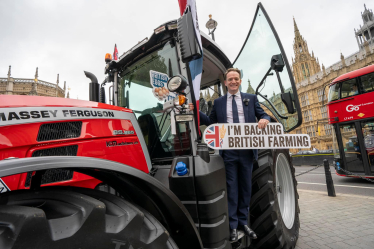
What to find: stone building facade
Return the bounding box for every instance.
[289,5,374,153]
[0,66,67,98]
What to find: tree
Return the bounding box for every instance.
[246,79,255,94]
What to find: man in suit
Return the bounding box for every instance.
[189,68,270,241]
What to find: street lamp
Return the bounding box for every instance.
[206,14,218,41]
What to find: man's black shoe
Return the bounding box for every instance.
[241,225,257,239]
[230,229,238,241]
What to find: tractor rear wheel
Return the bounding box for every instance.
[250,149,299,249]
[0,187,178,249]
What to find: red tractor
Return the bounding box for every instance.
[0,4,301,249]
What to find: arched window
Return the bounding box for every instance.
[301,64,307,79]
[299,44,302,52]
[305,63,310,77]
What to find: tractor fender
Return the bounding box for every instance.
[0,156,203,249]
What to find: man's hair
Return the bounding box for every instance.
[224,68,241,80]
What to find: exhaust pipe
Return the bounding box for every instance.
[84,71,99,102]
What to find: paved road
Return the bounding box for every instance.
[295,165,374,249]
[295,165,374,197]
[295,190,374,249]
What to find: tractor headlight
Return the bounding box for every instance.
[167,75,188,93]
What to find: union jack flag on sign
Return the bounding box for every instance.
[205,126,220,148]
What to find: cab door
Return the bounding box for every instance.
[233,3,302,132]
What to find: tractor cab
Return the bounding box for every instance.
[97,6,302,165]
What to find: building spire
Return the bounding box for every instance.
[35,67,38,80]
[341,53,346,67]
[29,67,38,96]
[56,74,60,97]
[63,81,66,91]
[293,17,300,36]
[7,65,11,78]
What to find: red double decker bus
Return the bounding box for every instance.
[327,64,374,178]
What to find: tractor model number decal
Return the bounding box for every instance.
[106,140,138,147]
[113,130,135,135]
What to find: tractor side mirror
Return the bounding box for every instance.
[281,92,295,114]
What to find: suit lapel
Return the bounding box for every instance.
[222,95,227,123]
[241,92,249,122]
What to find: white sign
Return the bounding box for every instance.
[149,70,177,101]
[203,123,311,150]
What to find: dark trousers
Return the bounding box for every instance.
[222,149,254,229]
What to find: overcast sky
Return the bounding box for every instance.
[0,0,370,100]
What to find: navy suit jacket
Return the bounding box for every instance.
[200,92,271,160]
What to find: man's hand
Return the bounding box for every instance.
[188,103,194,111]
[258,119,270,129]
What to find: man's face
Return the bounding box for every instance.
[224,71,242,94]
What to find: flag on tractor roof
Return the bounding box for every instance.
[113,44,118,60]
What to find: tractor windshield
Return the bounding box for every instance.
[118,41,191,161]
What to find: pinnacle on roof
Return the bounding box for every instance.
[7,65,11,77]
[64,81,66,91]
[56,74,59,84]
[35,67,38,80]
[293,17,298,32]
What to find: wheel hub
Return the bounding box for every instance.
[275,153,295,229]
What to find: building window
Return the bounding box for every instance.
[305,63,310,77]
[301,93,309,107]
[306,126,316,137]
[324,124,332,135]
[320,106,327,118]
[301,64,307,79]
[317,88,326,102]
[299,44,302,52]
[303,110,313,122]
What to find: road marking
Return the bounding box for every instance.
[298,182,374,189]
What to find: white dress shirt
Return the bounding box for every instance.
[226,91,245,123]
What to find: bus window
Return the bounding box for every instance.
[360,72,374,93]
[328,83,340,102]
[340,79,358,98]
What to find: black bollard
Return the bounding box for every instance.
[323,159,336,197]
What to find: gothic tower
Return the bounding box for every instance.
[355,4,374,51]
[292,18,321,83]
